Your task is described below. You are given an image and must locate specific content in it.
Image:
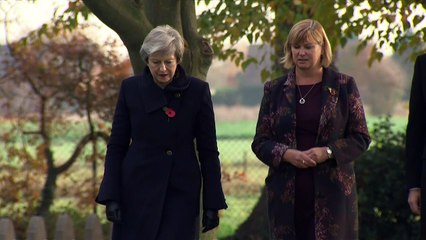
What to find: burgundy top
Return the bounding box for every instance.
[294,81,322,240]
[296,82,322,151]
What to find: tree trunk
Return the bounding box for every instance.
[36,154,57,216]
[83,0,212,79]
[35,132,109,216]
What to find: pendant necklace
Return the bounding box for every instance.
[297,83,317,104]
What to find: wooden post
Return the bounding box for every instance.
[108,223,112,240]
[26,216,47,240]
[0,218,16,240]
[54,214,75,240]
[84,214,103,240]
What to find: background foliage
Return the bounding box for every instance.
[356,117,420,240]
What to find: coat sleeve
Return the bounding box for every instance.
[195,82,227,210]
[406,54,426,189]
[251,80,290,169]
[96,80,131,205]
[328,77,371,165]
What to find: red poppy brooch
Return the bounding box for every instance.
[163,107,176,118]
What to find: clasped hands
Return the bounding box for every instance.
[105,201,219,232]
[283,147,329,168]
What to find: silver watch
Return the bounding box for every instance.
[326,147,333,159]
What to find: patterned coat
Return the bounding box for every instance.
[252,68,371,240]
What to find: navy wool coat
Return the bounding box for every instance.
[406,53,426,237]
[96,65,227,240]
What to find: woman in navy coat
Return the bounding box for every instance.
[96,25,227,240]
[406,53,426,237]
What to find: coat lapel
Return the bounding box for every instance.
[279,72,298,148]
[139,68,167,113]
[283,71,297,107]
[138,65,191,114]
[318,68,340,136]
[164,65,191,117]
[283,68,340,141]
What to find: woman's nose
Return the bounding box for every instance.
[159,63,167,70]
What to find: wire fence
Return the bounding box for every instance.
[216,135,268,236]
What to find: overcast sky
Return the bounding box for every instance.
[0,0,122,48]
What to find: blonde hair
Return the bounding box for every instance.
[140,25,184,63]
[280,19,332,69]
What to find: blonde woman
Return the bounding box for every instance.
[252,19,370,240]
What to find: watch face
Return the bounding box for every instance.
[326,147,332,157]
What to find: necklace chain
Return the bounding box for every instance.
[297,83,317,104]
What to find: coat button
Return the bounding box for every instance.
[166,150,173,156]
[316,192,325,199]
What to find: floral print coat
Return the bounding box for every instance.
[251,68,371,240]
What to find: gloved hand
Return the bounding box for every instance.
[106,201,121,224]
[202,209,219,233]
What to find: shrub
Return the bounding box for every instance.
[212,86,263,106]
[356,116,420,239]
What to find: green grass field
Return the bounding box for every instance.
[366,114,407,132]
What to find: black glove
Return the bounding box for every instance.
[202,209,219,233]
[106,201,121,224]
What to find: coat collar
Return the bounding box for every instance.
[139,65,191,113]
[282,67,341,137]
[283,67,339,89]
[283,67,339,102]
[318,68,340,135]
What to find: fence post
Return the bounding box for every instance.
[26,216,47,240]
[84,214,103,240]
[0,218,16,240]
[243,151,247,173]
[54,214,75,240]
[108,223,112,240]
